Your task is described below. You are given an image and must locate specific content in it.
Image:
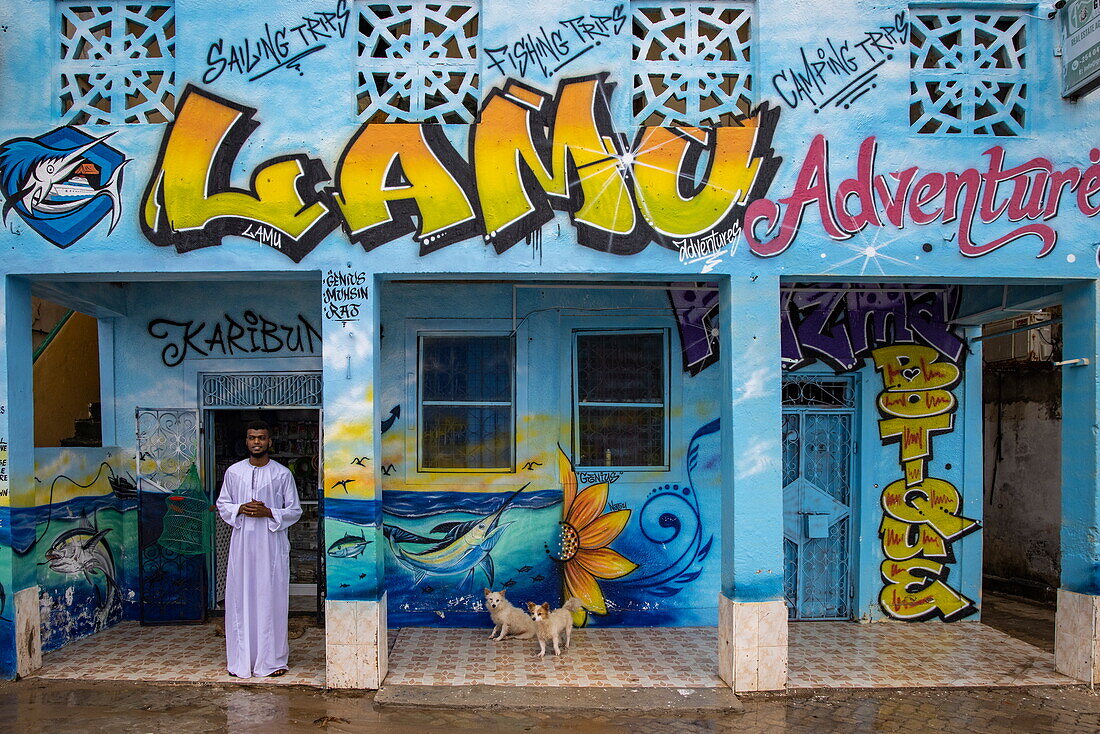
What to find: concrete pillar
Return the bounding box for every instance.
[1056,280,1100,684]
[321,269,386,689]
[0,276,41,678]
[716,274,787,692]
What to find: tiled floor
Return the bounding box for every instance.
[28,604,1073,690]
[787,621,1073,689]
[31,621,325,687]
[384,627,724,687]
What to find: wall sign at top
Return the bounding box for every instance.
[484,5,628,81]
[1060,0,1100,98]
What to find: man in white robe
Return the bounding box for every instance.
[216,420,302,678]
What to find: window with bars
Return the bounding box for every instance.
[57,1,176,125]
[574,330,668,469]
[631,0,754,127]
[909,7,1029,136]
[355,0,480,122]
[418,333,514,471]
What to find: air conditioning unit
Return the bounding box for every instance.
[982,312,1055,363]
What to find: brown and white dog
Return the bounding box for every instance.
[483,588,536,640]
[526,598,582,657]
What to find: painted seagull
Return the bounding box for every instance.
[382,483,529,588]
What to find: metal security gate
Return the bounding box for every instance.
[136,407,207,624]
[781,376,856,620]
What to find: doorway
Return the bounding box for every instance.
[781,375,857,621]
[206,408,322,616]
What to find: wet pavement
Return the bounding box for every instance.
[5,590,1090,732]
[1,678,1099,733]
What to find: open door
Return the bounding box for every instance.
[136,407,208,624]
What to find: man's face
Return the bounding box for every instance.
[246,429,272,457]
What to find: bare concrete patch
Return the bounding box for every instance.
[374,684,743,713]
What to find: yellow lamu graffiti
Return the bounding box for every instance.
[871,345,980,621]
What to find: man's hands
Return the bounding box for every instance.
[240,500,273,519]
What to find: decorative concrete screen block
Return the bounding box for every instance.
[326,595,388,688]
[355,0,480,122]
[717,594,787,692]
[631,0,754,126]
[909,7,1028,136]
[15,586,42,677]
[1055,588,1100,684]
[57,1,176,124]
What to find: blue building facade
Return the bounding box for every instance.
[0,0,1098,691]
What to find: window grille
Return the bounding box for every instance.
[574,330,668,469]
[355,0,480,122]
[909,7,1028,136]
[418,334,514,470]
[781,377,855,408]
[631,0,754,126]
[57,1,176,124]
[201,372,323,409]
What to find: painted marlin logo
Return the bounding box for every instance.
[327,530,372,559]
[43,516,120,618]
[383,484,529,588]
[0,126,128,247]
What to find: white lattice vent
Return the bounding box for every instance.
[57,1,176,125]
[909,8,1028,136]
[355,0,480,123]
[631,0,754,127]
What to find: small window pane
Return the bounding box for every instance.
[422,405,512,469]
[421,335,511,402]
[577,333,664,403]
[578,406,665,467]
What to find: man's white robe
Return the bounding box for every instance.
[216,458,302,678]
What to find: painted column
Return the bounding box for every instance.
[716,273,786,692]
[1056,279,1100,684]
[0,276,41,677]
[321,269,387,689]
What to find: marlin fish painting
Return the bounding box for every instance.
[42,513,120,620]
[0,126,128,248]
[383,484,529,588]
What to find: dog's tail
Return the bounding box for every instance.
[561,597,584,612]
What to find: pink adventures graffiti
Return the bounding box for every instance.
[746,136,1100,258]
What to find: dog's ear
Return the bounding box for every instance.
[540,603,550,613]
[526,601,536,611]
[483,588,491,595]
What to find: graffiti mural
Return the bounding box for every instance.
[668,284,720,376]
[142,80,782,260]
[202,0,350,84]
[146,311,321,367]
[24,449,136,652]
[771,14,909,114]
[747,137,1100,258]
[782,284,963,373]
[872,345,979,621]
[0,127,127,248]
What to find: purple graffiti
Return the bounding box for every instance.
[782,284,963,372]
[668,283,720,376]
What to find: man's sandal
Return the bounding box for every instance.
[268,669,288,678]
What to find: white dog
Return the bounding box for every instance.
[483,588,536,640]
[526,598,582,657]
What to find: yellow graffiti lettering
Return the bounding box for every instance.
[141,86,332,262]
[631,124,762,238]
[880,516,949,561]
[881,477,979,542]
[880,558,975,620]
[873,345,961,392]
[335,124,476,251]
[878,413,954,473]
[475,79,635,247]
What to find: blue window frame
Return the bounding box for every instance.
[572,329,669,470]
[417,332,514,471]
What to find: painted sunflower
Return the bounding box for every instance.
[555,448,638,626]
